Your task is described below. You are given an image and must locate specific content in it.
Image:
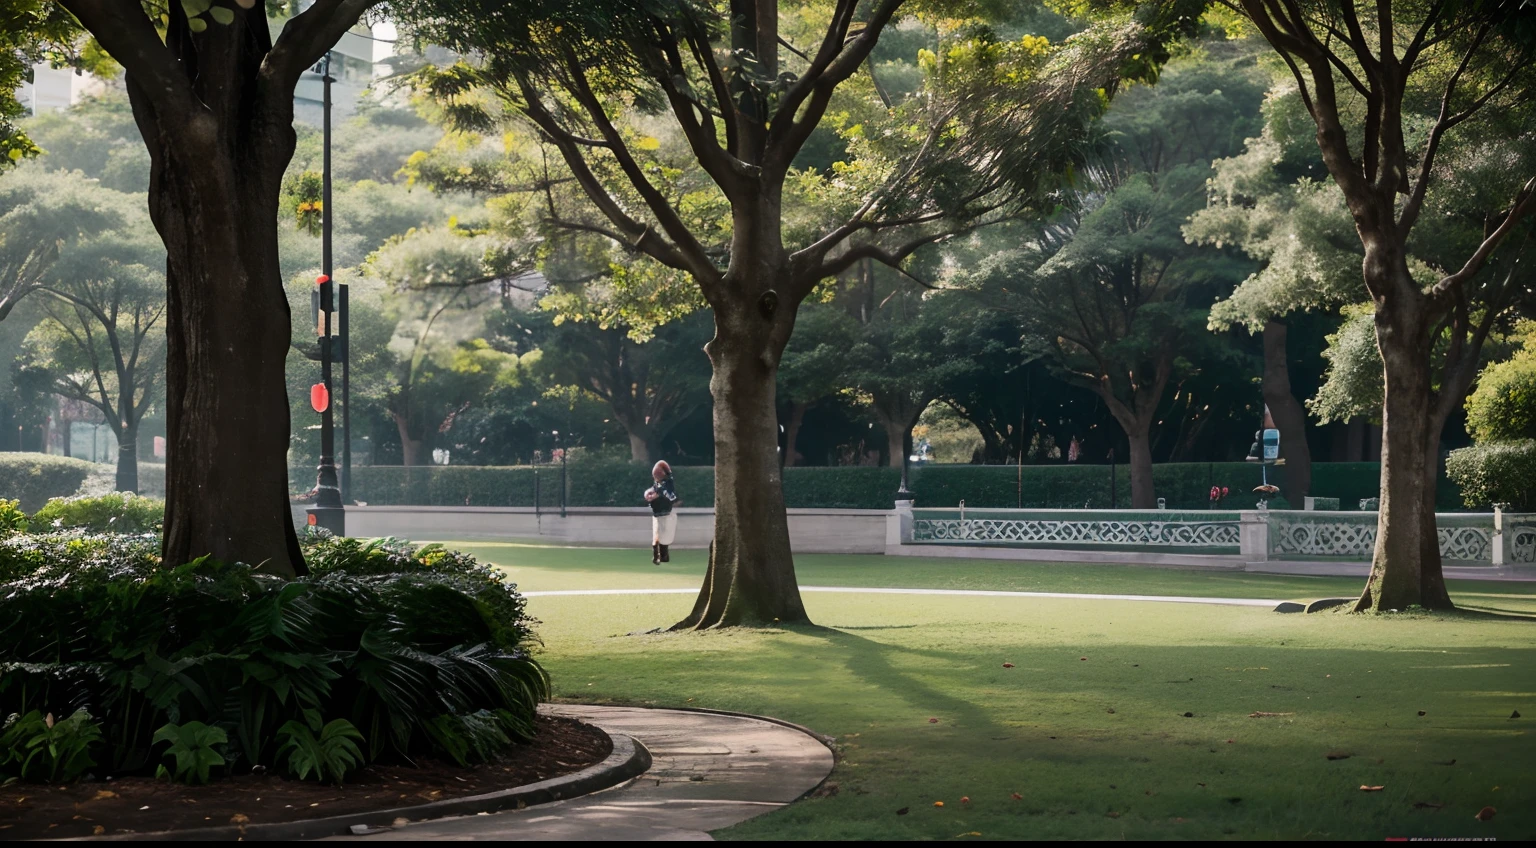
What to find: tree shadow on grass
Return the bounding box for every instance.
[778,623,1008,736]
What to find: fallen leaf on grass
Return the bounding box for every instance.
[1105,811,1121,818]
[1248,712,1294,718]
[895,807,908,816]
[1326,752,1351,761]
[1413,801,1445,810]
[1360,785,1385,792]
[928,718,939,724]
[1511,711,1521,719]
[956,832,982,838]
[934,801,944,807]
[1002,663,1014,668]
[1182,712,1194,718]
[1475,806,1496,821]
[1417,710,1426,716]
[1080,657,1088,661]
[92,826,104,836]
[1107,708,1116,714]
[960,796,970,804]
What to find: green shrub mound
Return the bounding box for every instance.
[324,460,1427,510]
[1446,440,1536,510]
[0,534,547,785]
[0,454,96,512]
[30,492,165,534]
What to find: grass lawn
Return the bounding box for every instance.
[457,542,1536,840]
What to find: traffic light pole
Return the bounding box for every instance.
[307,52,344,535]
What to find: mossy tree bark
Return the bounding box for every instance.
[60,0,381,576]
[1237,0,1536,612]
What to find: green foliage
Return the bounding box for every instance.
[276,718,364,785]
[0,535,546,783]
[0,454,95,512]
[326,461,1420,511]
[0,499,27,535]
[1465,325,1536,444]
[31,493,164,534]
[152,721,227,785]
[0,709,102,783]
[1446,441,1536,511]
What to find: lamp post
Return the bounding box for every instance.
[306,51,344,535]
[553,430,566,518]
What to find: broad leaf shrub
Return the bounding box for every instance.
[31,492,164,533]
[0,499,27,535]
[0,533,547,785]
[0,709,103,782]
[0,454,95,512]
[1446,441,1536,510]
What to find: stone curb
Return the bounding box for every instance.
[66,731,650,842]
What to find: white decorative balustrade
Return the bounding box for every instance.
[910,509,1243,552]
[896,505,1535,567]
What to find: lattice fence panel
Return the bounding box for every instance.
[910,518,1240,549]
[1269,517,1493,561]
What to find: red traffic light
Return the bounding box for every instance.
[310,382,329,412]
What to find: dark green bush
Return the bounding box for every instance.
[31,492,164,534]
[0,534,546,783]
[1446,441,1536,510]
[0,709,103,783]
[0,454,95,512]
[323,461,1427,511]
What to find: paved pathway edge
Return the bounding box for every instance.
[72,731,651,842]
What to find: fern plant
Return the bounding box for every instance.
[152,721,228,785]
[276,718,364,785]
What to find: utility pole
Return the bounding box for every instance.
[306,51,344,535]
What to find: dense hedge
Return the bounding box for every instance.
[0,454,96,512]
[0,532,546,785]
[320,460,1447,511]
[1446,441,1536,510]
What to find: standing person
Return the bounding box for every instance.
[645,460,680,564]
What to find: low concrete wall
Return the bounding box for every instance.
[291,505,888,554]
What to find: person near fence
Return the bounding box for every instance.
[645,460,680,564]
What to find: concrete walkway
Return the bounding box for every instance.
[333,705,834,841]
[523,585,1285,607]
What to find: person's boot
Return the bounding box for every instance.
[660,544,670,563]
[652,543,661,564]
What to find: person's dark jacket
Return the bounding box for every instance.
[648,475,680,516]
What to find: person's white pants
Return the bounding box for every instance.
[652,512,677,546]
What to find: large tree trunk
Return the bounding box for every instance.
[782,400,808,467]
[1126,423,1156,509]
[674,295,809,629]
[1356,278,1453,611]
[1262,319,1311,502]
[885,421,905,469]
[394,413,426,467]
[115,425,139,494]
[136,92,303,576]
[627,431,654,463]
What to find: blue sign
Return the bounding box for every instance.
[1262,428,1280,461]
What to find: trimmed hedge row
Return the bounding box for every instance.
[1446,441,1536,511]
[315,460,1451,511]
[0,454,97,512]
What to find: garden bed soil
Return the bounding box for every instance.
[0,714,610,840]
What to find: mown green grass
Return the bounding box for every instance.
[455,542,1536,840]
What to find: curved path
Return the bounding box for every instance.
[332,705,834,842]
[524,585,1285,607]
